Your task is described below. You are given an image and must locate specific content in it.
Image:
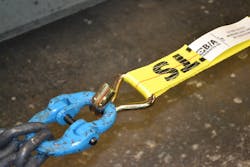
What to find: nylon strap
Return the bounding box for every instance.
[123,17,250,99]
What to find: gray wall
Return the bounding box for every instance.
[0,0,106,41]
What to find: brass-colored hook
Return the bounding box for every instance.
[111,74,155,112]
[92,74,155,112]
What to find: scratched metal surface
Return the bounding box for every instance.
[0,0,250,166]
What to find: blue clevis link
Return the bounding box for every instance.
[28,91,117,157]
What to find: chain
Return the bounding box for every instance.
[0,123,53,167]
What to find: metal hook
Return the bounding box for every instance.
[93,74,155,112]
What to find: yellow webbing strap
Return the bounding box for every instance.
[123,17,250,99]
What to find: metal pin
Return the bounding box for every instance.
[64,115,75,125]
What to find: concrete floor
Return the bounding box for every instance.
[0,0,250,166]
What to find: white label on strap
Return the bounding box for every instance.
[189,17,250,61]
